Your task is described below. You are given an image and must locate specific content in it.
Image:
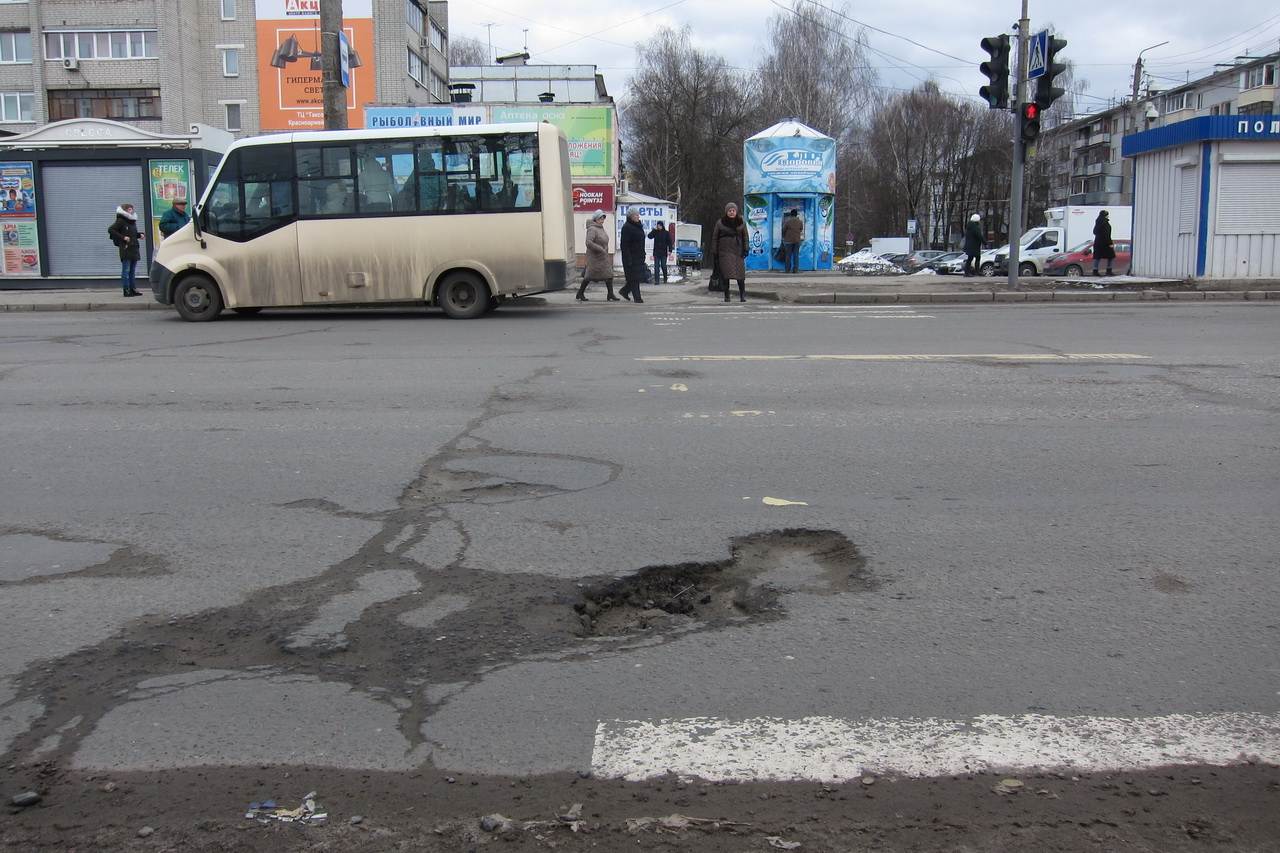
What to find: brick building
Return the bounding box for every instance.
[0,0,450,138]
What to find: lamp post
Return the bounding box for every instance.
[1129,41,1169,135]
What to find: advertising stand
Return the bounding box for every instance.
[743,120,836,272]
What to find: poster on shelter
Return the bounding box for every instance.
[490,106,613,177]
[256,0,375,130]
[0,161,40,276]
[148,159,194,249]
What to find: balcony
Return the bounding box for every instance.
[1237,85,1276,110]
[1069,191,1128,206]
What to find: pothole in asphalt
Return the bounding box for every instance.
[575,529,875,638]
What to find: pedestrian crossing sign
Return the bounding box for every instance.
[1028,30,1048,79]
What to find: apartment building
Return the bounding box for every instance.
[1041,51,1278,208]
[0,0,450,138]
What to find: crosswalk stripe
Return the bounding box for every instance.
[635,353,1151,362]
[592,713,1280,782]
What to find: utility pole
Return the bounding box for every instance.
[1007,0,1029,289]
[480,23,497,64]
[1129,42,1168,134]
[319,0,347,130]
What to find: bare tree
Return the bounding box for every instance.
[622,27,760,238]
[449,36,489,67]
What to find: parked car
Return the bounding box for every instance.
[882,253,910,268]
[926,251,966,274]
[900,250,947,272]
[1042,240,1132,277]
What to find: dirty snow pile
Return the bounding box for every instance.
[836,251,902,276]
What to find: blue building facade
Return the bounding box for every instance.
[742,120,837,272]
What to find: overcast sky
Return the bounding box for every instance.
[451,0,1280,115]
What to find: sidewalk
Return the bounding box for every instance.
[3,280,1279,313]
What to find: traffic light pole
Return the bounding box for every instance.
[1007,0,1029,288]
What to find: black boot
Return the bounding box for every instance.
[576,282,588,301]
[606,283,619,301]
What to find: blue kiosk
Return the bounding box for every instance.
[743,120,837,272]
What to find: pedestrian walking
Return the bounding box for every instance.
[619,210,647,303]
[963,213,983,277]
[648,221,672,283]
[711,202,749,302]
[577,210,619,302]
[159,199,190,239]
[109,203,142,297]
[781,208,803,273]
[1092,210,1115,276]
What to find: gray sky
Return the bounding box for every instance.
[452,0,1280,116]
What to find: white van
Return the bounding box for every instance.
[993,206,1132,276]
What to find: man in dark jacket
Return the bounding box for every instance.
[159,199,189,238]
[619,210,647,303]
[108,203,143,297]
[963,213,984,277]
[781,209,804,273]
[648,221,672,283]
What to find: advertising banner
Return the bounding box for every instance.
[147,159,194,250]
[744,134,837,195]
[743,193,770,269]
[364,105,488,129]
[0,161,40,276]
[491,106,613,177]
[256,0,375,131]
[572,183,614,213]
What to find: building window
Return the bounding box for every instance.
[1242,63,1276,90]
[430,71,446,101]
[0,92,33,122]
[429,20,446,54]
[224,102,242,131]
[1163,92,1189,113]
[0,32,32,64]
[221,48,239,76]
[405,0,423,33]
[407,48,423,82]
[44,30,158,60]
[220,0,236,20]
[48,88,160,121]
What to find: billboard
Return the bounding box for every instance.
[490,106,614,177]
[255,0,375,131]
[365,106,488,129]
[572,184,614,213]
[616,201,678,264]
[147,159,194,251]
[744,134,837,195]
[0,161,40,276]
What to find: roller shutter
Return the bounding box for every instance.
[1216,163,1280,235]
[42,164,147,276]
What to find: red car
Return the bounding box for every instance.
[1044,239,1132,277]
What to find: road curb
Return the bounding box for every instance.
[742,289,1280,305]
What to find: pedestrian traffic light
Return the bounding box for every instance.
[979,35,1011,109]
[1035,37,1068,111]
[1021,102,1041,143]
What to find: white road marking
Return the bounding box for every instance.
[761,497,808,507]
[637,353,1151,362]
[592,713,1280,782]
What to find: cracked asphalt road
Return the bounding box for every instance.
[1,293,1279,850]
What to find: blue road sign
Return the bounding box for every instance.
[1027,30,1048,79]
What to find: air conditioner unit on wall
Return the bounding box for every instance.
[62,57,79,71]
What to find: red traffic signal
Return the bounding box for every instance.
[1020,102,1041,143]
[1023,103,1040,121]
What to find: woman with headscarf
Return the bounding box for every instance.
[711,202,749,302]
[577,210,619,302]
[618,210,647,303]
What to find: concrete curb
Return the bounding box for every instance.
[1,301,164,312]
[755,290,1280,305]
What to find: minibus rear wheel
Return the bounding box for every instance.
[436,272,490,320]
[174,274,224,322]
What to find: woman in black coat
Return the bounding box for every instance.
[108,203,143,296]
[1092,210,1115,276]
[619,210,647,303]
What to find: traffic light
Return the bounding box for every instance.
[979,35,1011,109]
[1020,102,1041,143]
[1035,37,1068,111]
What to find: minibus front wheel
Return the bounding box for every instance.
[435,272,491,320]
[173,274,224,322]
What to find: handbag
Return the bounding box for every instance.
[773,245,785,263]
